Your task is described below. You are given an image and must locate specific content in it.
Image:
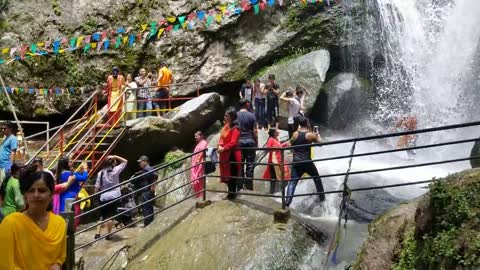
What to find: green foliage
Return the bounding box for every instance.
[51,0,61,16]
[393,228,417,270]
[82,17,98,34]
[393,178,480,269]
[163,150,187,171]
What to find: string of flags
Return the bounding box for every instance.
[0,0,336,65]
[0,86,82,96]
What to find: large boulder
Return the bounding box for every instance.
[116,93,224,168]
[352,169,480,270]
[470,138,480,168]
[259,50,330,120]
[320,73,371,130]
[127,199,325,269]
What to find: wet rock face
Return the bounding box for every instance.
[127,199,324,270]
[320,73,371,130]
[259,50,331,116]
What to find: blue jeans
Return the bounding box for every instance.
[286,162,325,207]
[255,98,266,127]
[137,97,152,118]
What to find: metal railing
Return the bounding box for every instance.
[122,82,202,117]
[62,118,480,270]
[27,91,98,164]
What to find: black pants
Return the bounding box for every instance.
[269,165,277,194]
[141,190,155,226]
[239,141,256,190]
[266,103,278,126]
[227,153,240,197]
[286,161,325,206]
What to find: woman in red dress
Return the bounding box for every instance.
[263,128,290,194]
[217,108,242,199]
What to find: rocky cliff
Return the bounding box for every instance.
[0,0,363,118]
[352,169,480,270]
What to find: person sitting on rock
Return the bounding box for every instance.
[286,116,325,207]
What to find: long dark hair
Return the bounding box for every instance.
[268,128,277,138]
[56,156,70,182]
[0,163,23,199]
[225,108,238,129]
[20,165,55,195]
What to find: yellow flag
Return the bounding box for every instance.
[76,36,84,47]
[167,16,176,23]
[182,22,188,29]
[1,48,9,54]
[157,28,165,38]
[59,49,65,53]
[122,36,128,44]
[91,43,97,49]
[219,5,227,14]
[37,42,45,48]
[141,24,148,32]
[215,14,222,23]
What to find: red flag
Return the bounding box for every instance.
[101,31,107,40]
[85,35,91,44]
[137,33,142,41]
[159,19,167,25]
[61,37,68,44]
[187,12,196,20]
[166,25,173,32]
[20,45,28,60]
[260,2,266,10]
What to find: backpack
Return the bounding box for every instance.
[204,148,218,174]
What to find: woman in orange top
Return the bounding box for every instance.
[263,128,290,194]
[105,67,126,127]
[217,108,242,199]
[0,166,66,270]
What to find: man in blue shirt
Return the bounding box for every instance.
[0,121,18,187]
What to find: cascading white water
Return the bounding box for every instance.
[292,1,480,269]
[372,0,480,128]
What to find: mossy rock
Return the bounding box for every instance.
[353,169,480,270]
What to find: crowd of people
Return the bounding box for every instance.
[0,67,420,268]
[103,62,174,125]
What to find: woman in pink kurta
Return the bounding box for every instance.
[191,131,208,197]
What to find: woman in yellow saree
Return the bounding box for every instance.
[0,166,66,270]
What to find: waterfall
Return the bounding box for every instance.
[293,1,480,268]
[367,0,480,127]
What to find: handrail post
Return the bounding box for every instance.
[60,211,75,270]
[202,149,207,201]
[46,122,50,153]
[123,91,127,128]
[280,148,286,209]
